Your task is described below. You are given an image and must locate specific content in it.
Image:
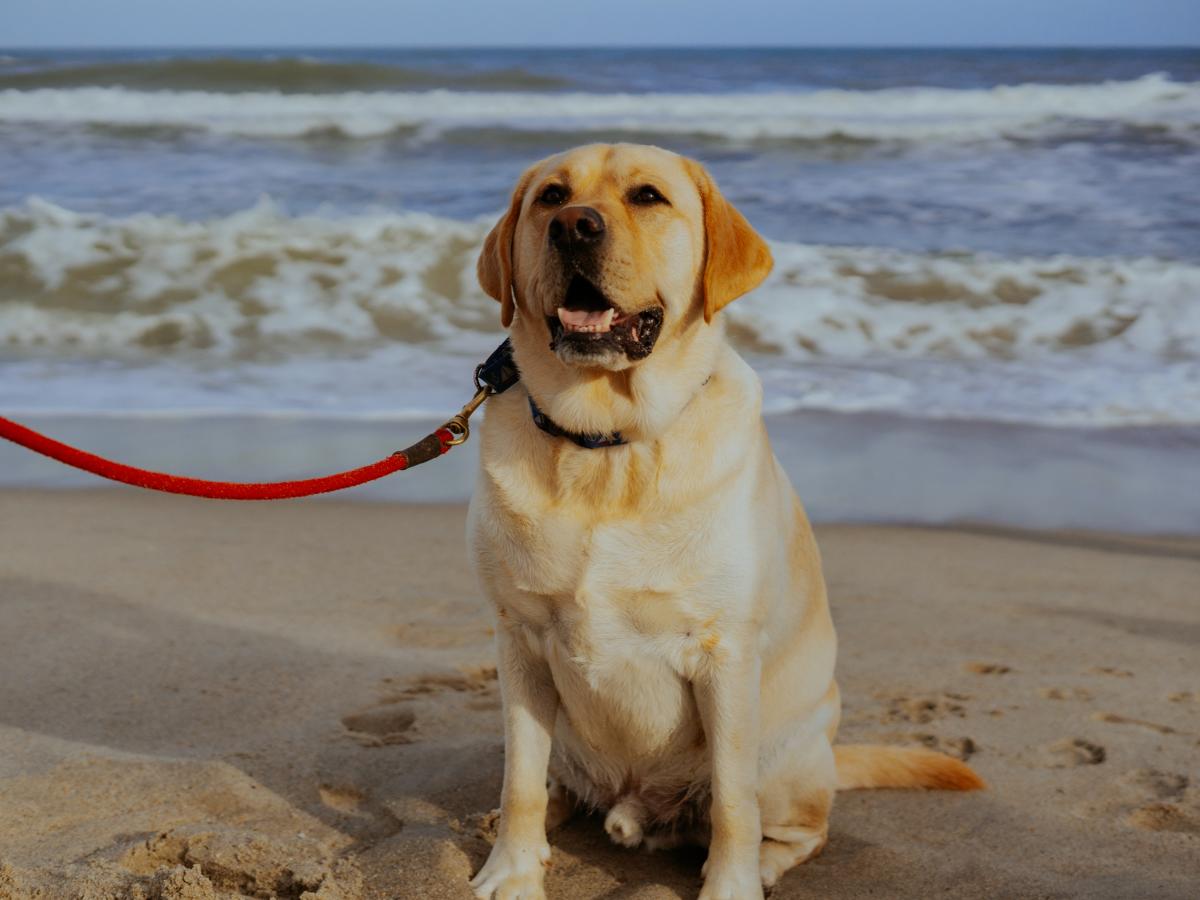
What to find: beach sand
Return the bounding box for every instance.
[0,489,1196,899]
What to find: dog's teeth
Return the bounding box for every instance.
[630,326,639,342]
[558,306,615,335]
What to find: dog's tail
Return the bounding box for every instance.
[834,744,985,791]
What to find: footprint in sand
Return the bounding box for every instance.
[1112,769,1199,833]
[1039,687,1093,701]
[381,666,502,711]
[1040,737,1106,767]
[965,662,1012,675]
[341,706,417,747]
[882,693,970,724]
[318,783,406,845]
[1126,802,1200,833]
[352,666,501,744]
[380,665,498,701]
[1089,666,1133,678]
[1118,768,1189,801]
[319,783,367,814]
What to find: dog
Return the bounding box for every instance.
[467,143,983,900]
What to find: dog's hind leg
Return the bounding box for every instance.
[756,734,835,888]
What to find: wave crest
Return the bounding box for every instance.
[1,199,1197,363]
[0,74,1196,144]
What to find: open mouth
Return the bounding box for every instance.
[548,275,663,361]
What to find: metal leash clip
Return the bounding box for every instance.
[441,383,491,446]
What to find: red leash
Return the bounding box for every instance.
[0,385,490,501]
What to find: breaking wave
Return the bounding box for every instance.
[2,198,1198,364]
[0,74,1196,144]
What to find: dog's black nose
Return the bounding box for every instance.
[549,206,605,251]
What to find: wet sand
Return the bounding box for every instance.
[0,490,1197,899]
[3,411,1198,532]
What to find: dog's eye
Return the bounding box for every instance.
[537,185,568,206]
[631,185,668,205]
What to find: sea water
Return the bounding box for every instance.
[1,48,1197,529]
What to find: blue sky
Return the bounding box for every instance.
[2,0,1198,47]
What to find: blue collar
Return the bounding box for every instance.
[474,338,627,450]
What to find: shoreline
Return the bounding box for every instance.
[3,409,1198,534]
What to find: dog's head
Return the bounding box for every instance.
[478,144,772,370]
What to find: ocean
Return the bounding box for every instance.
[1,47,1198,530]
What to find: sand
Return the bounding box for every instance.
[0,489,1196,899]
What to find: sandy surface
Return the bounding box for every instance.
[0,490,1196,899]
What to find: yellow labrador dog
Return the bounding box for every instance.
[468,144,982,900]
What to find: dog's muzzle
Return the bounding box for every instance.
[548,274,663,362]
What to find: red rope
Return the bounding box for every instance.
[0,415,456,500]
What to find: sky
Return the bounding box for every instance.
[1,0,1198,47]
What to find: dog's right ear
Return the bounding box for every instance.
[477,166,537,328]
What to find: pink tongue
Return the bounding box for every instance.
[558,307,612,327]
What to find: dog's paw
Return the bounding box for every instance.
[758,843,788,889]
[758,829,827,887]
[469,840,550,900]
[698,857,764,900]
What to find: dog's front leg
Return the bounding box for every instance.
[471,625,558,900]
[696,646,764,900]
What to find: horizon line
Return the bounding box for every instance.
[2,42,1198,51]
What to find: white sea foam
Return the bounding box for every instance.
[0,74,1196,143]
[3,199,1199,426]
[3,198,1198,360]
[0,198,492,353]
[740,242,1200,361]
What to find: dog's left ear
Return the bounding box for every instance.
[478,166,537,328]
[686,160,773,323]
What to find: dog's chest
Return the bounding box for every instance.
[506,510,713,767]
[494,499,726,684]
